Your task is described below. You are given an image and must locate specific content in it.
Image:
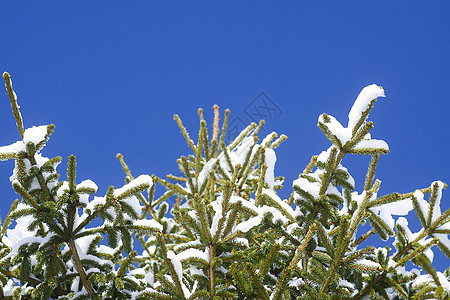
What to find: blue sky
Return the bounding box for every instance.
[1,2,449,268]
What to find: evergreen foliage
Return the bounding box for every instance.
[0,72,449,299]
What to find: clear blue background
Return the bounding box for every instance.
[1,2,449,269]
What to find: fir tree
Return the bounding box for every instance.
[0,72,449,299]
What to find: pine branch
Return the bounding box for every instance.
[320,189,373,294]
[351,228,376,247]
[255,163,267,207]
[174,114,198,153]
[1,79,449,299]
[1,199,18,236]
[252,119,265,139]
[427,181,440,227]
[236,137,258,184]
[317,115,343,149]
[0,269,69,298]
[269,134,287,149]
[3,72,24,139]
[73,186,116,234]
[354,229,438,299]
[208,243,216,297]
[156,233,185,297]
[27,145,56,202]
[288,221,318,271]
[195,120,206,181]
[218,109,230,155]
[245,263,270,300]
[344,121,373,151]
[212,104,220,142]
[12,181,65,237]
[67,239,95,297]
[229,122,257,150]
[364,155,379,191]
[304,155,318,174]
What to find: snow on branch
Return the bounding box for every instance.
[0,75,449,299]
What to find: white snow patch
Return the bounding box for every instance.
[97,244,116,255]
[177,248,209,262]
[293,177,321,199]
[230,136,255,166]
[229,195,258,212]
[233,237,249,247]
[57,181,70,197]
[262,188,295,220]
[235,216,262,233]
[3,214,50,257]
[167,250,196,297]
[317,147,332,164]
[77,179,98,192]
[380,198,413,216]
[261,132,277,147]
[259,205,289,224]
[189,266,204,277]
[410,182,450,250]
[198,158,217,187]
[264,148,277,189]
[23,125,49,146]
[0,141,25,159]
[126,195,142,218]
[210,197,223,238]
[413,271,450,293]
[318,114,351,145]
[353,139,389,152]
[288,277,304,287]
[355,259,381,269]
[339,279,355,290]
[167,250,183,281]
[348,84,385,130]
[133,219,163,231]
[114,174,153,198]
[396,217,434,262]
[76,234,100,254]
